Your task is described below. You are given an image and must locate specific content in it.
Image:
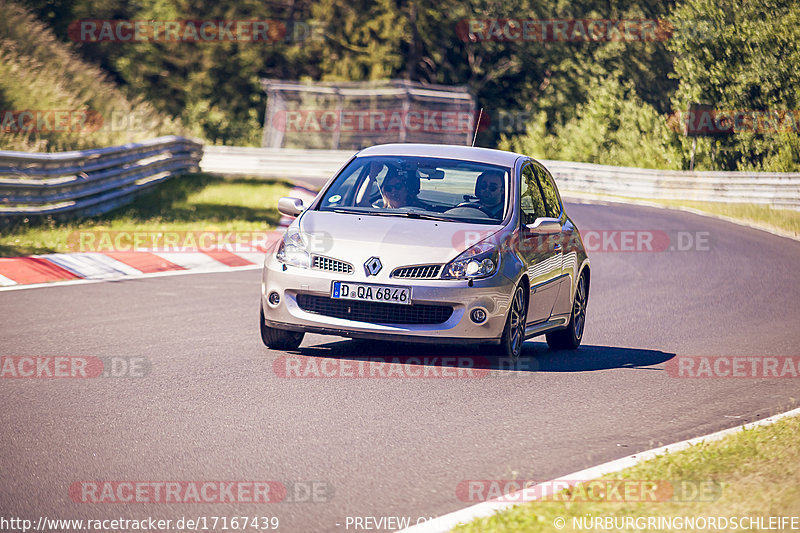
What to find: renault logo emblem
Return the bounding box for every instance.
[364,257,382,276]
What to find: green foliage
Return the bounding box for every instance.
[8,0,800,173]
[0,0,188,152]
[667,0,800,171]
[502,77,682,169]
[17,0,320,146]
[14,0,677,150]
[308,0,406,81]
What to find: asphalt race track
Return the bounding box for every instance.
[2,201,799,532]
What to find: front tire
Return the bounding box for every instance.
[495,282,528,361]
[260,306,304,350]
[546,271,588,350]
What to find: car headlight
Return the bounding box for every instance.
[275,228,311,268]
[442,239,499,279]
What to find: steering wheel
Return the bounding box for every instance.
[455,200,494,217]
[444,205,493,218]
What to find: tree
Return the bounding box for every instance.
[501,76,682,169]
[667,0,800,171]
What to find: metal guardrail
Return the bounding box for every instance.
[201,146,800,209]
[0,136,203,221]
[3,140,797,225]
[540,159,800,209]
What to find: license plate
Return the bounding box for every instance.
[331,281,411,305]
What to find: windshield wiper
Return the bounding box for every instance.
[331,208,371,214]
[330,208,455,222]
[331,208,408,218]
[401,211,457,222]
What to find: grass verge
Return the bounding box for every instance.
[644,199,800,238]
[0,173,294,257]
[564,192,800,238]
[452,414,800,532]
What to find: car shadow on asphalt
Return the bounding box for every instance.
[517,342,675,372]
[290,339,675,374]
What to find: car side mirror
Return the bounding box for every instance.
[528,217,561,234]
[278,197,304,217]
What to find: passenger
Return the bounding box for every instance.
[474,170,505,219]
[376,168,424,209]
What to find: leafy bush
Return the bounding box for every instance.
[501,77,682,170]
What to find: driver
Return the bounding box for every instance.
[474,170,505,219]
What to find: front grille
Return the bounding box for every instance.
[392,264,442,279]
[296,294,453,325]
[312,255,353,274]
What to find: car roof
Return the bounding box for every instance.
[356,143,524,167]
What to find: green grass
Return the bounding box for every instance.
[644,199,800,237]
[564,191,800,238]
[0,174,294,256]
[452,414,800,532]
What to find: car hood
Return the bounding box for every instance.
[297,210,502,268]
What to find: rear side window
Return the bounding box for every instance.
[520,165,547,224]
[535,166,561,219]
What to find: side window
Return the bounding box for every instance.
[320,160,366,208]
[535,165,561,219]
[520,165,547,225]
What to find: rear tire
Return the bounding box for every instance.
[495,282,528,361]
[260,306,304,350]
[546,271,588,350]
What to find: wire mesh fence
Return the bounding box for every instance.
[260,79,477,149]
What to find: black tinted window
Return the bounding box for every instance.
[535,166,561,219]
[520,165,546,224]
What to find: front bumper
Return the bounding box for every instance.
[261,256,515,343]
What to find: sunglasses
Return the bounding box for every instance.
[383,180,406,192]
[478,182,502,192]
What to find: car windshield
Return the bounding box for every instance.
[317,155,509,224]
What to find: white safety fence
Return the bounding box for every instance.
[201,145,800,209]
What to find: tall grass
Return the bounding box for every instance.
[0,0,198,152]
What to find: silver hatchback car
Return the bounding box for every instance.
[260,144,590,359]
